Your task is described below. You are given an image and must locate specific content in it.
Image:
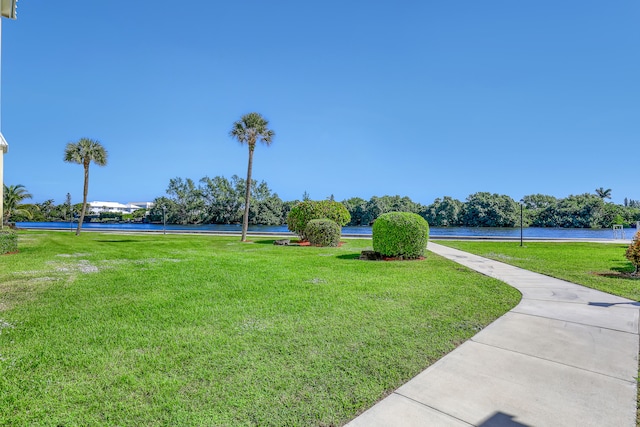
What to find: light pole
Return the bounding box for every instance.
[162,206,166,235]
[519,200,524,247]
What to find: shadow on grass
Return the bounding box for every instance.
[96,239,142,243]
[592,267,639,280]
[336,254,362,260]
[253,239,287,245]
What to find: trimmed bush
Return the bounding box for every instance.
[305,219,341,247]
[0,230,18,254]
[626,230,640,275]
[287,200,350,241]
[373,212,429,259]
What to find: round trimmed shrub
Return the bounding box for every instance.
[372,212,429,259]
[287,200,350,241]
[305,218,341,247]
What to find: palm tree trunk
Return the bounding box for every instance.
[76,163,90,235]
[241,146,254,242]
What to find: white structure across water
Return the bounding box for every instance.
[89,201,153,214]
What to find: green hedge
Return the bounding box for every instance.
[372,212,429,259]
[287,200,350,241]
[305,219,341,247]
[0,230,18,254]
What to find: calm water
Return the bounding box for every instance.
[15,222,636,240]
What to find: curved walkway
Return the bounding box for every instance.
[347,242,639,427]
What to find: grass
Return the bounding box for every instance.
[435,240,640,301]
[0,231,520,426]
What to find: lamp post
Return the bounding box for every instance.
[162,206,166,235]
[519,200,524,247]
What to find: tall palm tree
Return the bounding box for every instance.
[63,138,108,235]
[595,187,612,200]
[229,113,275,242]
[3,184,33,225]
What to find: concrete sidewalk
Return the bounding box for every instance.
[346,242,639,427]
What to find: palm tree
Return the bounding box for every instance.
[595,187,612,200]
[63,138,108,235]
[3,184,33,225]
[229,113,275,242]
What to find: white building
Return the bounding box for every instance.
[89,201,152,214]
[128,201,155,211]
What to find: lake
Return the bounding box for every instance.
[15,222,637,240]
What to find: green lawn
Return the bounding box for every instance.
[435,240,640,301]
[0,232,520,426]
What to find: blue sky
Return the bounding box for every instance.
[2,1,638,206]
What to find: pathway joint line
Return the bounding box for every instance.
[391,392,475,427]
[469,339,638,384]
[504,309,640,337]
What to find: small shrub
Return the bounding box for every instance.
[305,219,341,247]
[373,212,429,259]
[625,231,640,275]
[287,200,350,240]
[0,230,18,254]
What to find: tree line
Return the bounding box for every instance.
[148,182,640,229]
[5,180,640,229]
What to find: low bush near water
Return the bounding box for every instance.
[373,212,429,259]
[0,230,18,254]
[305,218,341,247]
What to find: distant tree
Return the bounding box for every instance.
[165,177,204,225]
[60,193,73,221]
[248,181,284,225]
[522,194,558,227]
[230,112,275,242]
[342,197,368,226]
[362,195,423,225]
[199,175,244,224]
[601,203,628,227]
[37,199,56,221]
[3,184,33,224]
[250,195,284,225]
[281,200,299,225]
[522,194,558,210]
[132,208,147,220]
[595,187,612,200]
[63,138,108,235]
[148,197,178,224]
[11,203,44,222]
[536,194,605,228]
[462,192,519,227]
[625,231,640,275]
[422,196,464,226]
